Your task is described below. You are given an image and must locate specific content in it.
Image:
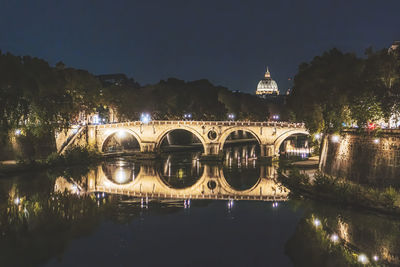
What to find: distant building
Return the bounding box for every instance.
[255,67,279,97]
[388,40,400,54]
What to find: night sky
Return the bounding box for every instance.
[1,0,399,93]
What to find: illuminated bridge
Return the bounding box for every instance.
[57,120,308,160]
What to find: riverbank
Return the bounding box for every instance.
[0,147,102,178]
[278,169,400,217]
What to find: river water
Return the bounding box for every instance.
[1,146,399,267]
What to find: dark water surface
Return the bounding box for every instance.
[1,148,399,266]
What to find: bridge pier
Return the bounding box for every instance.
[258,144,277,163]
[137,142,159,159]
[200,143,223,161]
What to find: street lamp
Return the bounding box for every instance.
[228,113,235,121]
[140,113,151,124]
[331,135,340,143]
[183,113,192,120]
[272,114,279,120]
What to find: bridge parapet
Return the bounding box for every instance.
[94,120,305,128]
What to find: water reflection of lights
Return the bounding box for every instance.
[330,233,339,243]
[272,202,278,208]
[357,254,368,264]
[285,148,312,154]
[227,199,234,210]
[184,199,191,208]
[14,197,20,205]
[310,216,381,265]
[141,197,149,209]
[115,167,132,184]
[71,184,80,194]
[313,218,321,227]
[338,218,350,242]
[177,168,184,179]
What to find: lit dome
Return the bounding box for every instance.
[256,68,279,96]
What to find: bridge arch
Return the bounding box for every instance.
[273,129,310,155]
[155,126,207,152]
[217,127,262,153]
[101,129,142,153]
[218,166,262,194]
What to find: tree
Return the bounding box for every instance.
[288,49,364,133]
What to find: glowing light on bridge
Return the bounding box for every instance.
[314,133,321,140]
[272,114,279,120]
[373,138,380,144]
[15,129,21,136]
[92,114,100,124]
[228,113,235,120]
[372,255,379,262]
[117,130,126,138]
[140,113,151,124]
[14,197,20,205]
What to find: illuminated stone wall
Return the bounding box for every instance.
[320,131,400,187]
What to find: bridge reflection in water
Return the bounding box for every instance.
[55,152,288,202]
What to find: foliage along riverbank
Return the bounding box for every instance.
[278,169,400,217]
[0,146,101,178]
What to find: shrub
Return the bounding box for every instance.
[47,146,100,166]
[313,172,336,192]
[46,152,64,165]
[380,187,398,208]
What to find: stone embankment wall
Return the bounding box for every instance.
[320,130,400,187]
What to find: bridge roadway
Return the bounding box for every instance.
[57,120,308,160]
[55,164,288,202]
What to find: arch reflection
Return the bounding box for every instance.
[158,153,204,189]
[222,143,260,191]
[102,159,140,185]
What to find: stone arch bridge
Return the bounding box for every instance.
[58,120,308,160]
